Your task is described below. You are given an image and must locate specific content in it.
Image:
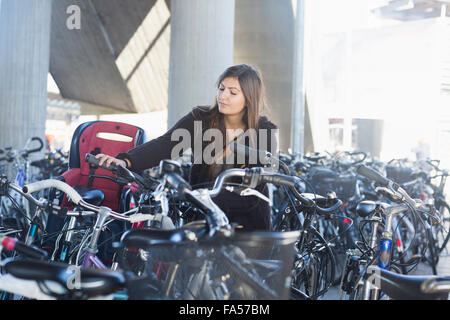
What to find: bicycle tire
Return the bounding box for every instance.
[437,202,450,253]
[291,226,336,299]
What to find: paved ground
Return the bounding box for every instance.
[322,243,450,300]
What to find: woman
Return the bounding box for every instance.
[96,64,278,231]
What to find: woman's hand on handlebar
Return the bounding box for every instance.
[95,153,127,168]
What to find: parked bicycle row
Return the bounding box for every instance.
[274,149,450,299]
[0,131,449,300]
[0,136,68,181]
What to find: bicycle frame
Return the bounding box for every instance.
[80,208,110,269]
[339,200,420,300]
[361,203,417,300]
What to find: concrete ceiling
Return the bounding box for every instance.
[50,0,171,114]
[372,0,450,20]
[50,0,450,115]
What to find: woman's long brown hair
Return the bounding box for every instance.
[193,64,267,179]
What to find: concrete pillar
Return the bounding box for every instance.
[234,0,295,152]
[0,0,52,151]
[167,0,235,127]
[291,0,306,154]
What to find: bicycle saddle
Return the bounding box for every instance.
[4,259,125,299]
[356,200,377,218]
[119,223,210,264]
[73,185,105,206]
[120,222,206,249]
[369,267,449,300]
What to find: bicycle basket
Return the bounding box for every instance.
[119,227,299,300]
[307,167,338,196]
[334,174,357,200]
[385,165,414,184]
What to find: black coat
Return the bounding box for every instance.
[117,107,278,231]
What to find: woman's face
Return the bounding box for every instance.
[217,77,246,117]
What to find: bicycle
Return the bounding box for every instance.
[0,235,125,300]
[423,159,450,254]
[0,137,45,240]
[339,164,442,300]
[365,266,449,300]
[1,162,300,300]
[81,152,342,300]
[115,161,343,300]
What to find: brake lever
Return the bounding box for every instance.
[153,182,169,215]
[239,187,272,206]
[375,187,403,202]
[420,205,444,227]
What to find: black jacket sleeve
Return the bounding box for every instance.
[116,112,196,172]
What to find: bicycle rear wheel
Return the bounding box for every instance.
[436,202,450,253]
[291,226,336,300]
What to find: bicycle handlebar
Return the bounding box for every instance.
[1,236,48,260]
[85,153,119,172]
[357,164,399,190]
[357,164,424,210]
[87,153,342,220]
[23,179,83,204]
[21,179,154,223]
[0,137,43,163]
[347,151,367,157]
[84,153,151,189]
[211,167,342,214]
[24,137,44,155]
[303,154,328,162]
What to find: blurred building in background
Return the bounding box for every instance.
[302,0,450,168]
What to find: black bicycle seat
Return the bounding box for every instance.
[119,226,210,264]
[4,259,125,299]
[369,267,449,300]
[73,186,105,206]
[120,227,198,249]
[356,200,377,218]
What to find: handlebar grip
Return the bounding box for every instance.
[356,164,392,188]
[1,237,48,260]
[86,153,152,188]
[85,153,119,172]
[304,154,327,161]
[261,173,297,188]
[22,179,82,204]
[349,151,367,163]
